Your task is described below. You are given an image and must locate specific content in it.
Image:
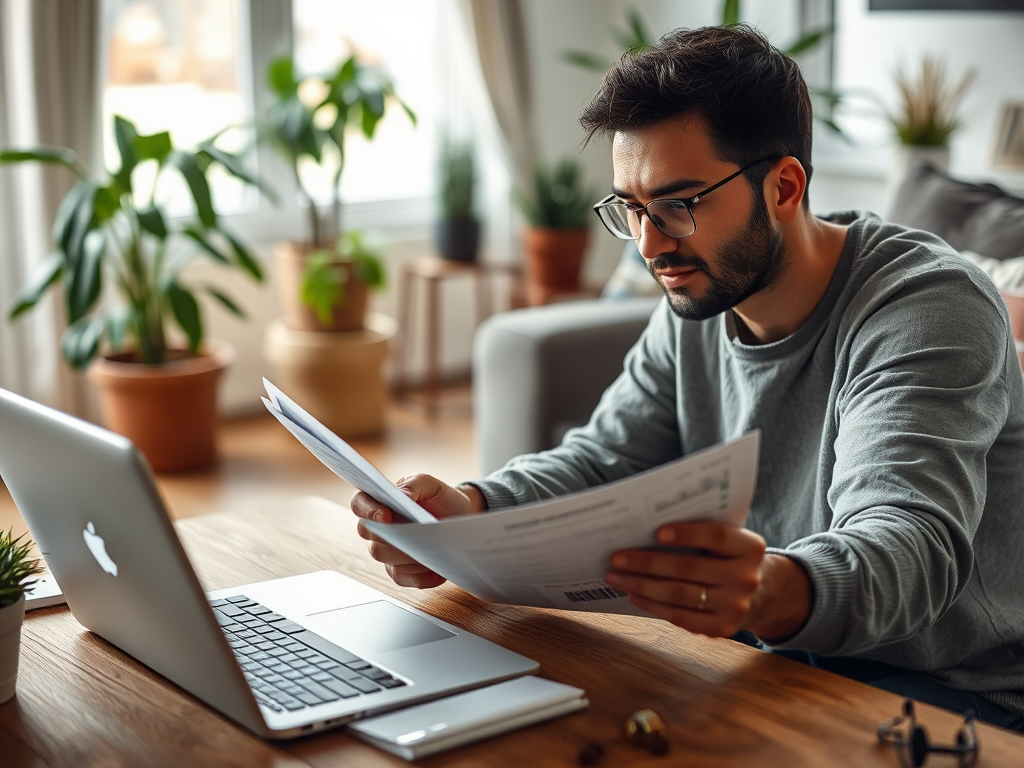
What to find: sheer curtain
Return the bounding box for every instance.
[0,0,100,413]
[444,0,536,266]
[465,0,535,193]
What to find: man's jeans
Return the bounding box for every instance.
[732,632,1024,732]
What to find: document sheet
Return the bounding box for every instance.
[262,378,438,524]
[263,379,760,616]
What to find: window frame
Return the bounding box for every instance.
[199,0,437,244]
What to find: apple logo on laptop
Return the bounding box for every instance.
[83,522,118,576]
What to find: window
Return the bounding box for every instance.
[102,0,253,214]
[291,0,440,205]
[99,0,448,237]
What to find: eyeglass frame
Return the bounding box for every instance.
[876,699,978,768]
[592,156,779,241]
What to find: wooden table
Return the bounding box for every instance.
[2,497,1020,767]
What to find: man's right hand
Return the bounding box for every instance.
[351,474,486,589]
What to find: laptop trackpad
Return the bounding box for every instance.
[307,600,455,654]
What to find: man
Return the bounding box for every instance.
[353,25,1024,729]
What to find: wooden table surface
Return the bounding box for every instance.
[2,497,1021,767]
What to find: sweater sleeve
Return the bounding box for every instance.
[768,263,1013,655]
[472,299,685,509]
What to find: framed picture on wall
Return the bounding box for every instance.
[993,102,1024,170]
[869,1,1024,9]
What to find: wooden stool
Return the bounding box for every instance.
[263,313,396,438]
[394,255,520,416]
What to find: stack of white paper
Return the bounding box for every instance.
[262,379,760,616]
[262,378,437,524]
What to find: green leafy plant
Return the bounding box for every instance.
[300,230,386,326]
[514,159,594,230]
[885,56,977,147]
[562,7,652,70]
[0,529,44,609]
[437,137,475,221]
[263,54,416,248]
[1,116,268,369]
[563,4,844,136]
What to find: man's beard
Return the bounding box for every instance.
[647,202,786,322]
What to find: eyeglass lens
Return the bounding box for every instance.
[597,199,697,240]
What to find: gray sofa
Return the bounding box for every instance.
[473,296,658,474]
[473,159,1024,475]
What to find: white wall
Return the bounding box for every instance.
[813,0,1024,215]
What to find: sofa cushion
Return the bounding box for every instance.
[601,240,663,299]
[960,250,1024,294]
[887,158,1024,261]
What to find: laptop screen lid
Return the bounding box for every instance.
[0,388,266,734]
[0,388,539,738]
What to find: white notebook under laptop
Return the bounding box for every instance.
[0,387,538,739]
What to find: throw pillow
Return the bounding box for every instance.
[959,250,1024,294]
[601,241,662,300]
[887,158,1024,261]
[959,250,1024,348]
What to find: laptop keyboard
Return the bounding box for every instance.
[211,595,407,713]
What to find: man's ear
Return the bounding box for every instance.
[766,157,806,222]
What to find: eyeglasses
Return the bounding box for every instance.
[593,157,777,241]
[877,699,978,768]
[577,708,670,766]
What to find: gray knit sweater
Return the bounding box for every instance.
[473,212,1024,710]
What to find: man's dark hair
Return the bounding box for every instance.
[579,25,814,207]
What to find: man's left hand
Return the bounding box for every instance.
[605,521,812,642]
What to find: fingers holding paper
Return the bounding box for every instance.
[605,521,770,638]
[352,474,481,589]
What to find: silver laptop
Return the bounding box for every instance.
[0,387,538,739]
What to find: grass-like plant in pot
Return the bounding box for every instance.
[887,56,977,148]
[1,115,270,471]
[435,136,479,262]
[514,158,595,305]
[0,528,45,703]
[263,53,414,330]
[881,55,977,185]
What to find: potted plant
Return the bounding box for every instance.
[290,230,386,332]
[514,158,595,305]
[435,136,480,262]
[0,529,44,704]
[263,54,414,329]
[1,115,269,472]
[883,55,977,182]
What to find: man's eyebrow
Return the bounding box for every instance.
[611,178,707,200]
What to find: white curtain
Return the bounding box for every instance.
[444,0,536,269]
[465,0,535,193]
[0,0,100,413]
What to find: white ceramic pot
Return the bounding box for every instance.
[0,593,26,703]
[888,144,950,188]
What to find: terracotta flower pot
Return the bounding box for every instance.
[275,242,368,332]
[87,342,234,473]
[0,593,25,704]
[523,227,590,304]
